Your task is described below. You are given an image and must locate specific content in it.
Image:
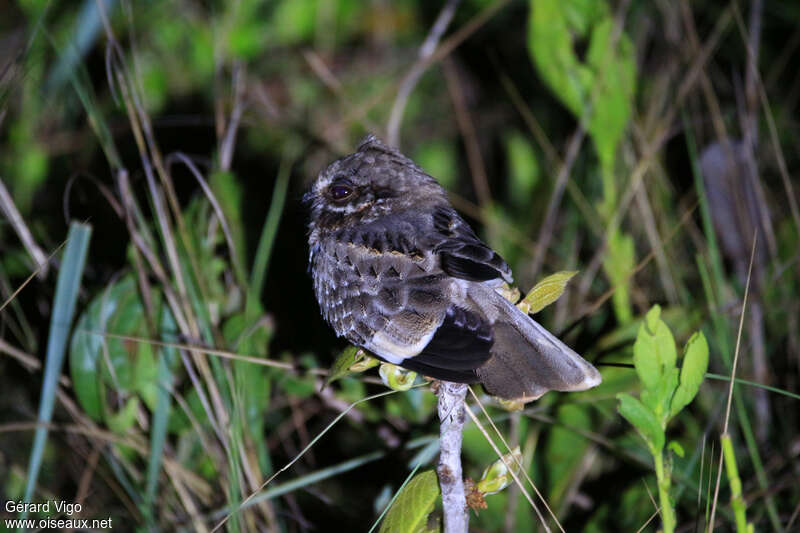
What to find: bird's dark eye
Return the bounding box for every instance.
[329,179,354,201]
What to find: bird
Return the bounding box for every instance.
[305,135,601,401]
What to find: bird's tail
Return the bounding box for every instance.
[475,288,601,402]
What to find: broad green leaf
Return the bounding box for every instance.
[222,304,273,472]
[617,393,664,452]
[70,276,177,432]
[528,0,601,119]
[527,0,636,171]
[632,305,677,391]
[324,345,361,388]
[145,307,179,510]
[70,278,135,421]
[641,366,678,423]
[670,331,709,417]
[379,470,439,533]
[584,18,636,170]
[518,271,578,314]
[133,339,158,410]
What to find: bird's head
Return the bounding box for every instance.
[305,135,447,237]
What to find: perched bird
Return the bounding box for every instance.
[306,135,601,401]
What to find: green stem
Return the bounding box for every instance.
[721,433,751,533]
[598,159,633,324]
[654,452,676,533]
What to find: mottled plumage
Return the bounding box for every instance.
[306,135,601,401]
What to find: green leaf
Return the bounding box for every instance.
[106,397,140,433]
[70,276,178,434]
[70,280,130,421]
[641,366,678,423]
[145,307,180,511]
[24,223,91,509]
[379,363,417,391]
[476,447,522,495]
[379,470,439,533]
[670,331,709,417]
[527,0,636,171]
[518,271,578,314]
[584,18,636,170]
[632,305,677,391]
[324,345,361,388]
[350,353,380,372]
[617,393,664,452]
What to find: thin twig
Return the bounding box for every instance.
[219,61,246,172]
[443,59,491,207]
[528,126,586,280]
[327,0,510,142]
[386,0,461,147]
[0,177,49,277]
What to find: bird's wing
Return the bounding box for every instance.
[428,206,513,283]
[467,282,602,400]
[329,213,496,382]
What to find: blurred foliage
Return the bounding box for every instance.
[1,0,799,532]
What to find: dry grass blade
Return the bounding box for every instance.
[730,4,800,243]
[467,386,564,532]
[165,152,245,281]
[708,232,757,532]
[0,240,66,314]
[210,387,414,532]
[463,392,554,532]
[0,177,48,277]
[636,508,662,533]
[85,330,295,370]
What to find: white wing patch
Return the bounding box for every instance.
[367,327,438,365]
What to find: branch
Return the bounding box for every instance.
[437,381,468,533]
[386,0,461,147]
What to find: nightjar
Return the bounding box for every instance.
[306,135,601,401]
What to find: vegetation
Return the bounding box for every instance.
[1,0,799,531]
